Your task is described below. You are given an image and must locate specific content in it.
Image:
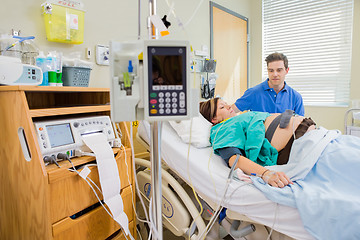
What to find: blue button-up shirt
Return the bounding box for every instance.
[234,79,304,116]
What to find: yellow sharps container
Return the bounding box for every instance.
[42,0,85,44]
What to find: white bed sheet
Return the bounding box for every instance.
[138,121,314,240]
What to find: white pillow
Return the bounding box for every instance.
[169,114,213,148]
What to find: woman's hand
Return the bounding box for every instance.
[262,170,293,188]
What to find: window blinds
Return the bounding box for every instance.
[262,0,353,106]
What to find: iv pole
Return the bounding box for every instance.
[148,1,163,239]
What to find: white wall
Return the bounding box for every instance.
[1,0,358,131]
[0,0,253,88]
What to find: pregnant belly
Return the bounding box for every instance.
[264,114,307,151]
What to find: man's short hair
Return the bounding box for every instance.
[265,52,288,69]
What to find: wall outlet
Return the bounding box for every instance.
[12,29,20,36]
[96,44,109,65]
[85,47,91,59]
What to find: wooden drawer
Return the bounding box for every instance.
[48,148,133,223]
[52,186,134,240]
[109,221,135,240]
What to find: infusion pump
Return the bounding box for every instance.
[34,116,116,161]
[110,40,199,122]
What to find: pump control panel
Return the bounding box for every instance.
[143,40,192,121]
[145,45,187,117]
[110,40,198,122]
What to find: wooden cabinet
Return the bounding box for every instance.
[0,86,136,240]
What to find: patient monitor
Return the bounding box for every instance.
[110,40,198,122]
[34,116,116,161]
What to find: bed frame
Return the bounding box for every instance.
[134,131,296,240]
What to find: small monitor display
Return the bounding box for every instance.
[46,123,75,148]
[149,46,186,86]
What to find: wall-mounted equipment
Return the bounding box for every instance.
[41,0,85,44]
[96,44,110,65]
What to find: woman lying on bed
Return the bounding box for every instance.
[199,97,316,188]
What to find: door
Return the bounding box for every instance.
[210,2,248,103]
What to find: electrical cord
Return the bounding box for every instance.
[62,152,134,240]
[148,197,159,240]
[121,141,151,226]
[44,155,60,167]
[225,170,279,240]
[266,203,279,240]
[116,144,149,225]
[65,160,114,219]
[127,123,153,233]
[183,119,227,240]
[185,118,206,240]
[198,155,241,240]
[197,118,260,240]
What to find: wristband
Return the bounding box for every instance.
[261,169,270,178]
[262,170,276,184]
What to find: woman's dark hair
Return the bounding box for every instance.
[199,97,220,124]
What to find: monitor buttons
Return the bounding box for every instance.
[179,101,185,108]
[179,92,185,100]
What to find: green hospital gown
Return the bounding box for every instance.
[210,111,278,166]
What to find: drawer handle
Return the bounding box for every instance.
[17,127,31,162]
[70,201,103,220]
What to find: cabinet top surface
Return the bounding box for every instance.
[0,86,110,92]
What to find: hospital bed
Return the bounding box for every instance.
[135,120,314,240]
[344,108,360,137]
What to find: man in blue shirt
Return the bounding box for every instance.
[231,52,304,116]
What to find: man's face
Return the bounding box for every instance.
[267,60,289,89]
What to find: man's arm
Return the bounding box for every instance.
[294,96,305,116]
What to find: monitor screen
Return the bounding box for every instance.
[46,123,75,148]
[149,46,186,86]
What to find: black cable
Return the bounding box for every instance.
[228,154,240,179]
[50,155,60,167]
[57,153,70,162]
[43,156,52,164]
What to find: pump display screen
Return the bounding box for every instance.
[46,123,75,148]
[147,46,187,117]
[151,51,184,86]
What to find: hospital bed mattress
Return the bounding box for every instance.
[137,121,314,240]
